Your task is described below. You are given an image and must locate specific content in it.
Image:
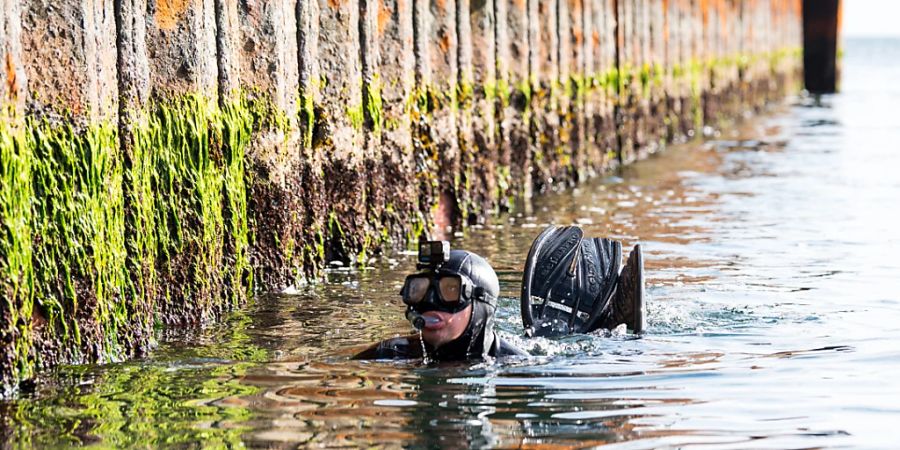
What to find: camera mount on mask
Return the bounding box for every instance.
[520,225,645,337]
[417,240,450,270]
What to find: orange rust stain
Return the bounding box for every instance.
[719,0,729,37]
[570,0,583,14]
[592,30,600,49]
[514,0,526,12]
[435,0,446,12]
[700,0,709,27]
[663,0,670,43]
[438,31,451,54]
[327,0,343,10]
[155,0,189,31]
[5,53,17,101]
[377,2,393,36]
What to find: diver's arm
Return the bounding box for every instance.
[352,335,424,360]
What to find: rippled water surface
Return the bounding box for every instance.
[3,38,900,448]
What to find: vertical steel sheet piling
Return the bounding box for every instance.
[633,0,648,152]
[0,0,31,386]
[144,0,223,323]
[582,0,603,176]
[301,0,368,260]
[360,0,417,243]
[146,0,218,100]
[663,0,680,141]
[673,0,691,138]
[1,0,25,116]
[496,0,532,202]
[230,0,304,289]
[565,0,589,181]
[117,0,150,117]
[599,0,618,162]
[531,0,559,190]
[556,0,575,181]
[0,0,813,390]
[456,0,475,220]
[116,0,154,349]
[213,0,239,97]
[614,0,639,163]
[19,0,126,365]
[586,0,602,167]
[22,0,119,121]
[412,0,459,234]
[701,0,716,124]
[237,1,299,132]
[645,0,666,152]
[467,0,499,216]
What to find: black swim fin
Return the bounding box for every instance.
[520,225,583,336]
[578,237,623,333]
[596,244,646,333]
[521,226,622,336]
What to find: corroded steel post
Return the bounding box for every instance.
[0,0,31,388]
[412,0,459,236]
[563,0,587,181]
[15,0,133,376]
[306,0,368,259]
[465,0,499,216]
[360,0,418,242]
[530,0,559,191]
[228,0,305,290]
[497,0,532,202]
[802,0,838,93]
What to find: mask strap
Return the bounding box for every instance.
[474,287,497,307]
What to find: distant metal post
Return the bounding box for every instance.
[802,0,841,94]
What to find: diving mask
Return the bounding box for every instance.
[400,272,483,313]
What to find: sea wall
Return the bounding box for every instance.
[0,0,802,391]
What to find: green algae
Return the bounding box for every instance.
[347,103,365,131]
[457,79,475,110]
[0,114,138,390]
[490,77,513,109]
[0,117,34,386]
[131,96,226,320]
[0,93,260,390]
[217,98,254,305]
[364,75,384,137]
[28,119,128,360]
[300,92,317,148]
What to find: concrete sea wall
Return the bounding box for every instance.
[0,0,802,390]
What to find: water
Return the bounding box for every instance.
[3,38,900,448]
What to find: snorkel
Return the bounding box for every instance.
[405,309,440,330]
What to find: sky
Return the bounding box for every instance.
[842,0,900,37]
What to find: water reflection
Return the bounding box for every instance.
[4,38,900,448]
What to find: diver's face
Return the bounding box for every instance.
[420,304,472,348]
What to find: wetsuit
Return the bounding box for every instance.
[353,333,528,360]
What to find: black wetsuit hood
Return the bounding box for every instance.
[417,250,499,361]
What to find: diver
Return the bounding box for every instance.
[354,226,646,361]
